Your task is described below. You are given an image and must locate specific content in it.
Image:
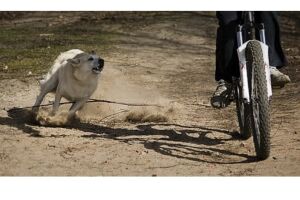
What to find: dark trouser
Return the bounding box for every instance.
[215,11,288,82]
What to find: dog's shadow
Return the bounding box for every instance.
[0,107,42,137]
[1,107,257,164]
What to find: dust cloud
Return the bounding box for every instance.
[34,67,183,126]
[81,67,183,123]
[35,109,70,126]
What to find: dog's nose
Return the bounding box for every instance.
[98,59,104,68]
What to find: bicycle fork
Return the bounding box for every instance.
[236,24,272,103]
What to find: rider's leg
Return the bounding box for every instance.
[255,12,291,86]
[212,12,241,108]
[215,11,241,83]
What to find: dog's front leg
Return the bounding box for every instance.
[51,92,62,116]
[68,99,87,120]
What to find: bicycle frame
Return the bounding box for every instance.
[236,12,272,103]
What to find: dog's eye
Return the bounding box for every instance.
[88,57,94,61]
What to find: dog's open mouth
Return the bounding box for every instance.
[92,67,102,74]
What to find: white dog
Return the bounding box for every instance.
[32,49,104,120]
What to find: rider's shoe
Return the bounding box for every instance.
[211,79,232,108]
[270,66,291,88]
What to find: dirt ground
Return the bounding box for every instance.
[0,12,299,176]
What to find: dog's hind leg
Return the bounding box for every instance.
[50,92,62,116]
[32,90,48,113]
[32,78,58,113]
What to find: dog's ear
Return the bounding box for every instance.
[67,58,81,67]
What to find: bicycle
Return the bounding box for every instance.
[233,11,272,160]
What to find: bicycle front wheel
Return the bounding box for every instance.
[245,40,271,160]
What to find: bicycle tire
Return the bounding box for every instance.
[245,40,271,160]
[235,83,252,139]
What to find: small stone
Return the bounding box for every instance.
[240,142,246,147]
[27,71,32,76]
[39,33,54,37]
[3,65,8,70]
[272,156,277,160]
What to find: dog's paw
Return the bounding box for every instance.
[35,115,47,126]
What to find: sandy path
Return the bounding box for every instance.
[0,12,299,176]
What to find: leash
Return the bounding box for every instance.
[4,98,163,111]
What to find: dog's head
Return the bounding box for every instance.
[67,51,105,77]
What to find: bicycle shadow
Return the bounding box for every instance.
[2,107,257,164]
[73,122,257,164]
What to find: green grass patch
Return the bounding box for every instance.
[0,22,117,79]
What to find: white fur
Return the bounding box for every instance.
[40,49,84,85]
[33,49,103,121]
